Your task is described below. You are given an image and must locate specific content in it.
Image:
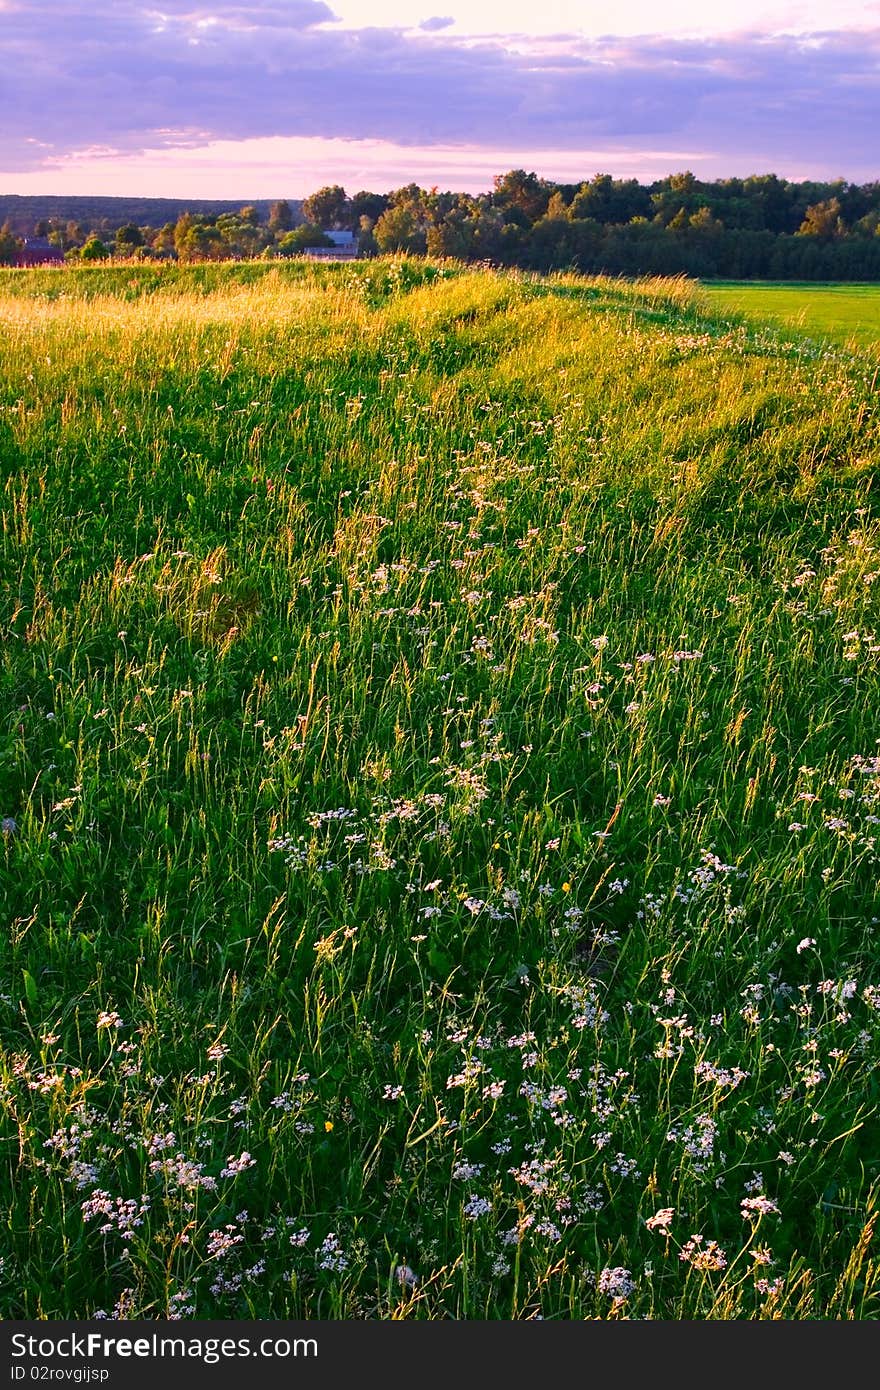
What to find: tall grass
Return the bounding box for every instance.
[1,259,878,1319]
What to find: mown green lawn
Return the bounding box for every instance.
[702,281,880,353]
[1,260,879,1320]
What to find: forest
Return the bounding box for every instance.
[3,170,880,278]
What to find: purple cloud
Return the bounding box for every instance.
[0,5,877,180]
[420,16,455,30]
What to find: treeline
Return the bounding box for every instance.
[354,171,880,279]
[3,172,880,278]
[0,202,304,264]
[0,196,291,238]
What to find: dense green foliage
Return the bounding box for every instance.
[0,196,291,239]
[4,170,880,278]
[1,261,879,1319]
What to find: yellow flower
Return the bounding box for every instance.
[562,882,571,893]
[324,1120,334,1132]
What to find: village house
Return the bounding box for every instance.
[15,236,65,267]
[301,229,359,261]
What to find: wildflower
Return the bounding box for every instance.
[446,1060,485,1088]
[694,1061,749,1089]
[796,937,817,953]
[645,1208,675,1235]
[462,1195,492,1220]
[741,1195,781,1219]
[1,817,16,837]
[755,1277,785,1295]
[82,1191,150,1240]
[597,1267,634,1301]
[317,1232,348,1272]
[666,1114,720,1173]
[395,1264,419,1289]
[452,1161,484,1180]
[207,1226,244,1259]
[219,1152,256,1178]
[382,1085,405,1101]
[679,1235,727,1271]
[534,1220,562,1241]
[146,1132,176,1156]
[96,1011,123,1030]
[609,1152,640,1178]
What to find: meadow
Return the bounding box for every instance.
[702,281,880,354]
[1,259,879,1320]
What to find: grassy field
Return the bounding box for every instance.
[1,259,879,1320]
[702,281,880,354]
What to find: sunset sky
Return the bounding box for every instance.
[1,0,877,196]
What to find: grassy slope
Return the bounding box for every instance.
[1,261,879,1319]
[702,281,880,354]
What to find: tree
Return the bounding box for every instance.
[152,222,177,255]
[215,211,265,258]
[650,171,704,225]
[387,182,425,209]
[373,202,426,254]
[544,190,569,220]
[277,224,333,254]
[172,214,228,262]
[492,169,549,223]
[688,207,724,236]
[798,198,846,240]
[268,200,294,233]
[173,212,195,259]
[350,190,389,227]
[0,222,19,265]
[80,236,110,261]
[853,210,880,239]
[301,185,349,228]
[426,198,504,261]
[115,223,144,254]
[570,174,650,225]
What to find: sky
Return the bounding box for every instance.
[0,0,877,197]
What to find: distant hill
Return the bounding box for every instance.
[0,195,303,235]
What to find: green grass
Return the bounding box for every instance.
[1,259,880,1320]
[702,281,880,354]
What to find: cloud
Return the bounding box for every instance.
[1,3,878,181]
[419,15,455,30]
